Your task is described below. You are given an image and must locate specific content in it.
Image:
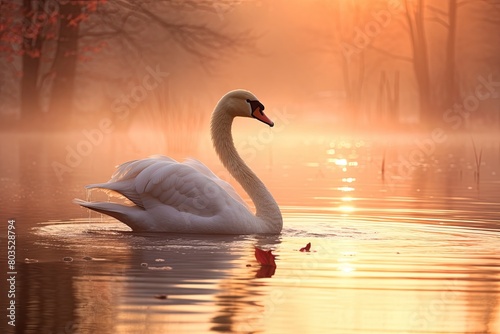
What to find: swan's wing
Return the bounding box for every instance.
[86,155,178,208]
[133,160,249,223]
[81,156,252,232]
[103,157,246,215]
[110,155,177,182]
[182,158,248,208]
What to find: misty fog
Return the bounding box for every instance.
[2,2,500,334]
[1,0,499,132]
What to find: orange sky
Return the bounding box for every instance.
[165,0,342,108]
[21,0,493,128]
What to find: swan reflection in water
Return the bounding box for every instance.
[20,221,282,333]
[63,90,283,332]
[76,90,283,234]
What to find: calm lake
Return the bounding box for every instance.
[1,128,499,334]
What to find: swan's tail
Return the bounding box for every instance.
[73,199,147,230]
[85,181,144,209]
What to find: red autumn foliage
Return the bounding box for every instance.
[254,247,276,267]
[300,242,311,252]
[0,0,107,61]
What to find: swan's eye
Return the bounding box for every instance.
[246,99,265,111]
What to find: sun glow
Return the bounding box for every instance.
[337,251,357,274]
[337,186,355,192]
[328,158,347,166]
[338,205,355,213]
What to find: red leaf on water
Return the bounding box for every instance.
[254,247,276,267]
[256,264,276,278]
[300,242,311,252]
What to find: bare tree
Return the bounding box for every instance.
[47,1,83,121]
[1,0,252,127]
[82,0,251,63]
[318,0,406,126]
[404,0,500,125]
[19,0,47,121]
[376,70,400,125]
[404,0,433,123]
[323,1,371,125]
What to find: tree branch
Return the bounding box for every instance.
[82,0,254,63]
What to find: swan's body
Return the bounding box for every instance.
[74,90,283,234]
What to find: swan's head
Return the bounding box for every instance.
[217,89,274,127]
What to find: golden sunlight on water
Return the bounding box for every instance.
[2,132,499,334]
[25,216,500,334]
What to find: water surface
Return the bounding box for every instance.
[1,131,499,334]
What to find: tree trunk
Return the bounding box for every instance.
[390,71,400,121]
[377,71,387,123]
[386,71,400,123]
[21,50,42,121]
[405,0,434,125]
[341,52,365,125]
[444,0,458,107]
[48,1,81,125]
[20,0,44,122]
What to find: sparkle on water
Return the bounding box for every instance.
[2,131,499,334]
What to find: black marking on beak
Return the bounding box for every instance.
[246,99,265,113]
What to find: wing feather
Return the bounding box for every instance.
[182,158,248,208]
[135,161,175,193]
[112,156,177,182]
[148,163,237,217]
[84,155,249,226]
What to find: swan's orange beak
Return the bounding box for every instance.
[252,107,274,127]
[247,99,274,127]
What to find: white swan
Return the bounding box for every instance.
[74,89,283,234]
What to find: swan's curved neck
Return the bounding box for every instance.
[211,107,282,232]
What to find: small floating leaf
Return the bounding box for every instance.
[154,295,168,299]
[300,242,311,252]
